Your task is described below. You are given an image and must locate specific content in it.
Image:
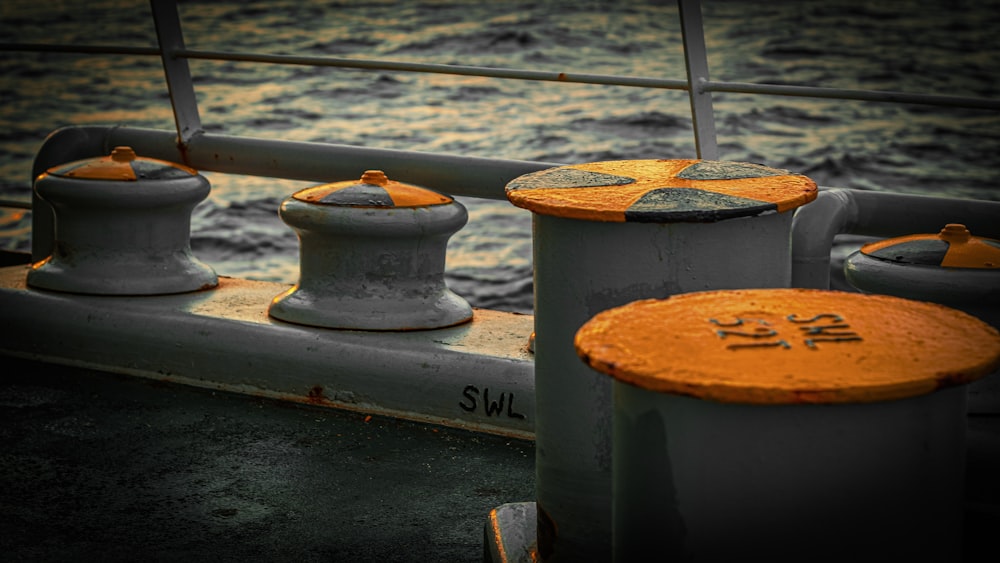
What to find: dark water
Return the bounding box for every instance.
[1,0,998,312]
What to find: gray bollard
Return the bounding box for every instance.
[501,159,817,561]
[27,146,217,295]
[269,170,472,331]
[844,223,1000,413]
[575,288,1000,562]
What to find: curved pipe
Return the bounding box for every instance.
[30,126,123,261]
[31,126,1000,288]
[29,125,559,261]
[792,187,1000,288]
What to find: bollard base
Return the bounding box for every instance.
[484,502,537,563]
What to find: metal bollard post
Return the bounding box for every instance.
[844,224,1000,413]
[575,288,1000,562]
[501,159,817,561]
[26,146,217,295]
[268,170,472,331]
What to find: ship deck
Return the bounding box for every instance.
[2,354,999,562]
[0,356,535,562]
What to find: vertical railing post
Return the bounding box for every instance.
[150,0,203,146]
[677,0,719,160]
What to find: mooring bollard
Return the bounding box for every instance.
[502,159,817,561]
[575,288,1000,562]
[844,224,1000,413]
[26,146,217,295]
[268,170,472,330]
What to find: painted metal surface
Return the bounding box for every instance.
[575,288,1000,404]
[26,146,217,295]
[506,159,816,222]
[844,225,1000,307]
[575,288,1000,561]
[25,128,1000,277]
[791,188,1000,289]
[859,224,1000,269]
[150,0,202,144]
[612,384,968,562]
[511,159,814,562]
[1,265,534,439]
[844,225,1000,414]
[677,0,718,160]
[27,126,557,262]
[485,502,538,563]
[268,171,472,331]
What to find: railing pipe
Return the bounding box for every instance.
[677,0,718,159]
[2,43,998,112]
[30,126,123,261]
[28,126,560,260]
[150,0,203,144]
[31,126,559,199]
[791,188,1000,289]
[176,48,693,91]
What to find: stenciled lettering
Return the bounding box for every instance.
[459,384,478,412]
[458,385,526,419]
[709,312,863,350]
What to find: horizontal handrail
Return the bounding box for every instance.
[177,48,693,91]
[2,41,998,111]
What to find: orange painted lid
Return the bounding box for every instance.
[505,159,817,222]
[294,170,453,208]
[575,288,1000,404]
[860,224,1000,269]
[46,146,198,181]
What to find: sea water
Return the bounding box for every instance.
[1,0,998,312]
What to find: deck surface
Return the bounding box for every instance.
[0,357,534,562]
[1,355,998,562]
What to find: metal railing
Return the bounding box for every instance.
[4,0,1000,269]
[3,0,999,185]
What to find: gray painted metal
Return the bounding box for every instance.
[677,0,718,160]
[269,183,473,330]
[0,266,535,439]
[485,502,538,563]
[845,251,1000,306]
[844,239,1000,415]
[612,384,967,561]
[530,211,794,561]
[27,154,217,295]
[27,125,558,262]
[791,188,1000,289]
[150,0,202,144]
[5,35,999,112]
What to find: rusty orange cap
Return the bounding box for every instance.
[505,159,817,222]
[574,288,1000,405]
[293,170,453,208]
[861,224,1000,269]
[45,146,198,181]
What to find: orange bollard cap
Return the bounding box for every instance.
[294,170,453,208]
[575,288,1000,404]
[860,224,1000,269]
[44,146,198,182]
[505,159,816,222]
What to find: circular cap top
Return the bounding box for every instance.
[293,170,454,208]
[860,224,1000,269]
[505,159,817,222]
[46,146,198,181]
[575,288,1000,405]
